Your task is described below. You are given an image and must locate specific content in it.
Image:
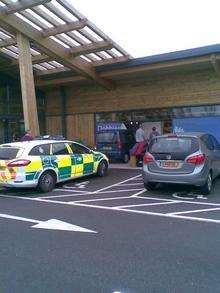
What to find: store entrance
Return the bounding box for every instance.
[0,118,24,144]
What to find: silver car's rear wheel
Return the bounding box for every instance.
[200,172,212,195]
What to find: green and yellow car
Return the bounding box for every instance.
[0,140,109,192]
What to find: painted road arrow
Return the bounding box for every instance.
[0,213,97,233]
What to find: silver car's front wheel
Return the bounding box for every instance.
[200,172,212,195]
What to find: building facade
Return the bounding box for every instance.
[44,62,220,147]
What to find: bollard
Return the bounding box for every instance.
[130,155,136,168]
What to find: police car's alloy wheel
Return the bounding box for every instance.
[38,171,56,193]
[97,161,108,177]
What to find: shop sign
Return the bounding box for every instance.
[96,122,126,132]
[173,117,220,142]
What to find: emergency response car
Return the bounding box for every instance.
[0,140,109,192]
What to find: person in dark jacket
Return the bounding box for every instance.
[149,127,160,141]
[20,130,33,141]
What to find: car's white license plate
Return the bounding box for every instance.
[159,161,181,168]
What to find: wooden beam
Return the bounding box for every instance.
[37,66,70,76]
[56,0,131,57]
[36,55,214,87]
[31,3,108,61]
[36,75,85,87]
[32,54,52,64]
[92,55,130,67]
[17,33,39,136]
[35,56,130,76]
[0,37,16,47]
[0,0,51,15]
[0,13,114,89]
[69,41,113,57]
[0,54,53,71]
[41,19,88,37]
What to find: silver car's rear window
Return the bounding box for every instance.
[0,147,20,160]
[149,137,199,155]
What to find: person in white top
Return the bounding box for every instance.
[133,123,147,166]
[135,123,146,142]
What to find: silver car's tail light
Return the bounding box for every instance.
[186,154,205,165]
[7,159,31,167]
[143,153,155,165]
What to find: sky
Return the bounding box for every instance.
[70,0,220,58]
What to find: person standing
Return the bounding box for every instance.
[134,123,147,166]
[135,123,146,143]
[20,130,33,141]
[149,126,160,141]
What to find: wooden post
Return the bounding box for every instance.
[17,33,40,137]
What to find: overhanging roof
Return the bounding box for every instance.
[36,43,220,87]
[0,0,131,89]
[97,43,220,72]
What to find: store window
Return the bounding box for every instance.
[95,104,220,136]
[96,113,113,122]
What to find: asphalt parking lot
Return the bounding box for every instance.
[1,167,220,292]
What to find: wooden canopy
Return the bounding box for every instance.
[0,0,131,89]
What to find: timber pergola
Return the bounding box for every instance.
[0,0,130,135]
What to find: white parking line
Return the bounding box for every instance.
[63,200,220,225]
[2,192,220,225]
[46,174,142,199]
[169,207,220,215]
[133,195,174,202]
[41,188,144,200]
[98,189,143,194]
[119,183,143,186]
[69,196,132,203]
[93,174,141,193]
[130,189,146,197]
[41,193,92,199]
[114,201,180,209]
[54,189,89,193]
[136,195,220,206]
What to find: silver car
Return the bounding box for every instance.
[142,132,220,194]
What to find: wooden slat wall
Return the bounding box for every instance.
[45,89,62,115]
[66,114,95,148]
[44,69,220,114]
[45,68,220,146]
[46,116,62,135]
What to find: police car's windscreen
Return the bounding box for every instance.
[0,147,20,159]
[97,132,117,143]
[148,136,199,160]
